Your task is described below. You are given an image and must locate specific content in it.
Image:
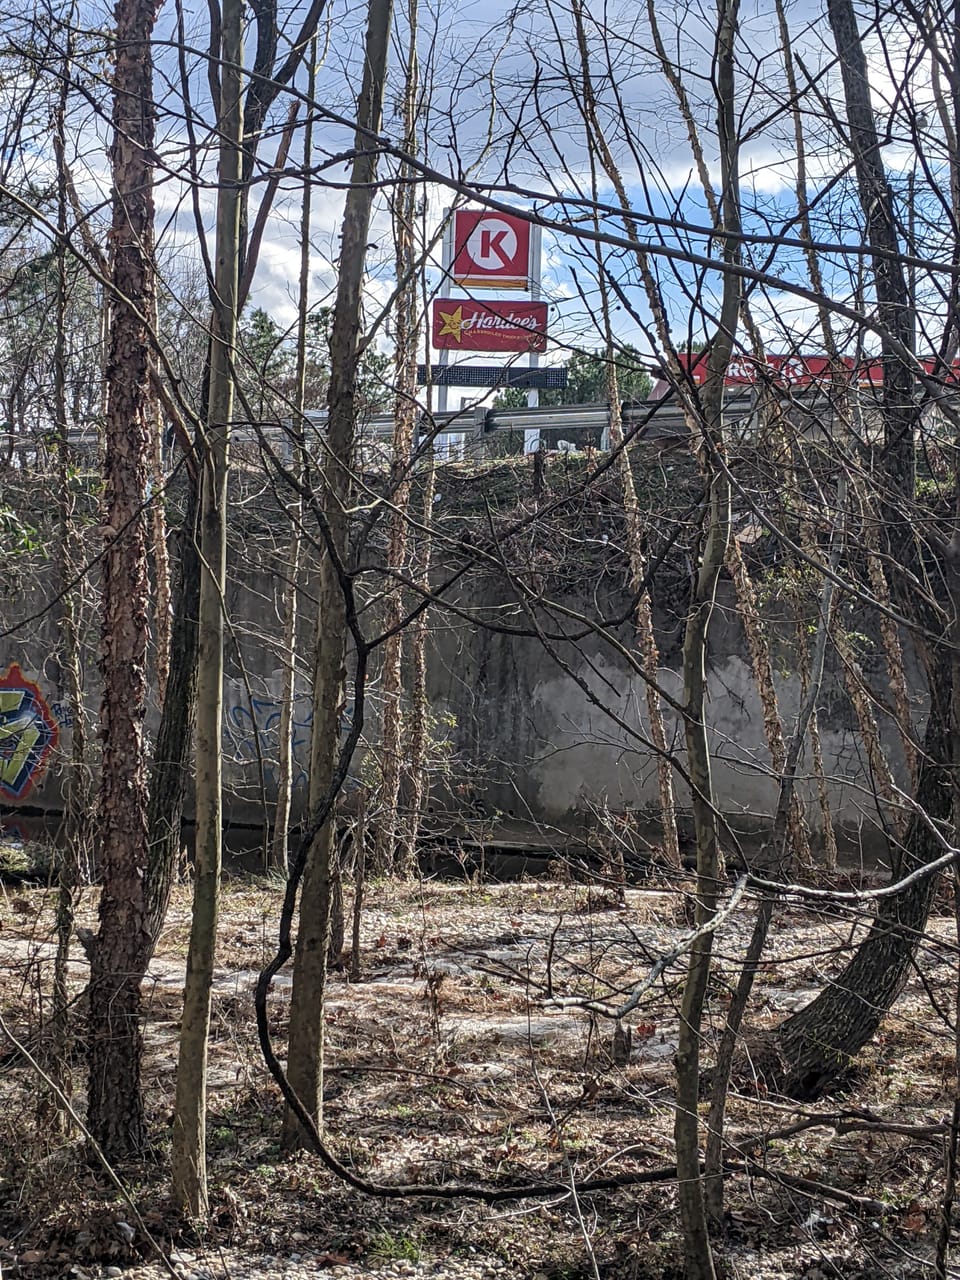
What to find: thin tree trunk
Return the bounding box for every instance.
[271,47,316,873]
[51,45,91,1111]
[282,0,394,1151]
[271,575,302,874]
[643,0,810,877]
[798,625,839,869]
[398,456,436,869]
[573,1,680,869]
[674,5,739,1275]
[149,293,171,709]
[608,386,679,868]
[87,0,159,1160]
[725,536,810,867]
[833,626,907,843]
[375,0,420,873]
[775,2,858,872]
[350,790,368,982]
[937,531,960,1279]
[145,491,200,955]
[704,495,843,1222]
[171,0,242,1212]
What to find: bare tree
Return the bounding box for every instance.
[271,49,316,873]
[171,0,243,1212]
[87,0,160,1158]
[282,0,395,1150]
[673,5,740,1274]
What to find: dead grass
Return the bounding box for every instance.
[1,872,958,1278]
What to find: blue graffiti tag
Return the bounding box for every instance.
[223,694,314,789]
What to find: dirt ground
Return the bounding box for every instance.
[1,868,959,1279]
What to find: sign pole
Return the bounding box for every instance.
[524,222,543,454]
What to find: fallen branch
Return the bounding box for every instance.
[730,1158,885,1215]
[545,876,750,1018]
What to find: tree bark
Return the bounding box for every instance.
[704,502,842,1222]
[145,488,200,955]
[87,0,159,1160]
[827,0,916,500]
[171,0,242,1213]
[674,4,739,1275]
[375,0,420,873]
[271,47,315,873]
[52,46,92,1110]
[572,0,680,870]
[398,455,436,869]
[725,537,810,866]
[764,0,951,1095]
[773,658,951,1095]
[282,0,394,1151]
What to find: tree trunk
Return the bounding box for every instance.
[398,455,436,869]
[674,4,739,1275]
[572,1,680,870]
[704,505,842,1222]
[51,48,91,1110]
[282,0,394,1151]
[149,293,172,710]
[759,0,948,1101]
[271,564,302,875]
[145,487,200,955]
[171,0,242,1213]
[827,0,915,499]
[271,47,316,874]
[375,0,420,873]
[798,624,838,869]
[772,657,952,1096]
[725,537,810,866]
[87,0,159,1160]
[833,625,906,843]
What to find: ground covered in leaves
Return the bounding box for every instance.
[1,866,959,1279]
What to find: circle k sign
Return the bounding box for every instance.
[451,209,533,290]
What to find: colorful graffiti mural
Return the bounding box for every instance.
[0,664,60,801]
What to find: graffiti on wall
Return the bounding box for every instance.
[0,663,61,801]
[223,692,314,790]
[223,682,356,793]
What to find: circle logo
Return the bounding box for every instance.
[466,217,518,272]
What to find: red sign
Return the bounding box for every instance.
[432,299,547,352]
[676,351,960,388]
[451,210,533,290]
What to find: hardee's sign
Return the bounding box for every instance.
[432,299,547,353]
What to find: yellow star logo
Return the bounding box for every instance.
[436,304,464,343]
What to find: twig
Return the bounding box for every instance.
[527,977,602,1280]
[545,876,750,1018]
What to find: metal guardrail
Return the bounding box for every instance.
[296,400,693,440]
[19,387,864,457]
